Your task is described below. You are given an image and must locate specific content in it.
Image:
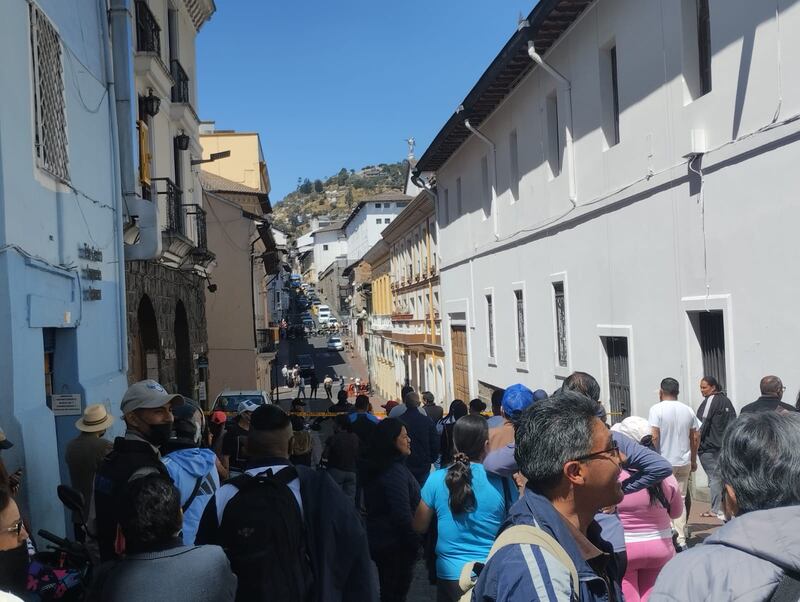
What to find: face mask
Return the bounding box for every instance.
[144,422,173,447]
[0,544,29,594]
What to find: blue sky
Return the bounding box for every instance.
[197,1,537,202]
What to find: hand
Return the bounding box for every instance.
[691,460,698,472]
[600,505,617,514]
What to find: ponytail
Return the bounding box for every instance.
[446,452,476,514]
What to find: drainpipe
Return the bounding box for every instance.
[528,41,577,206]
[109,0,162,260]
[463,119,499,238]
[100,0,129,373]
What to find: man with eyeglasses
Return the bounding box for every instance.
[740,375,797,414]
[473,390,626,602]
[0,485,30,597]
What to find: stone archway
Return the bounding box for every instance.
[132,295,160,382]
[174,300,192,397]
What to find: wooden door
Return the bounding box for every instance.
[450,326,470,401]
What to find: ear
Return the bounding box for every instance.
[563,460,585,486]
[114,524,126,556]
[723,483,739,518]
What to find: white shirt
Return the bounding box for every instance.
[648,400,701,466]
[213,465,303,523]
[697,394,714,421]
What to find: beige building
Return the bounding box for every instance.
[363,241,395,400]
[199,127,280,404]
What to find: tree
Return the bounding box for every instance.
[345,189,354,208]
[337,168,349,186]
[313,179,324,193]
[299,178,313,194]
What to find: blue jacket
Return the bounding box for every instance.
[163,448,220,546]
[472,488,623,602]
[399,408,440,484]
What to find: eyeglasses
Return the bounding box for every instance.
[572,440,620,463]
[3,519,23,536]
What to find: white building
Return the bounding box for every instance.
[312,221,347,278]
[342,193,411,261]
[415,0,800,420]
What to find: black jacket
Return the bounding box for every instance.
[696,393,737,454]
[740,396,797,415]
[93,436,170,562]
[399,408,439,484]
[363,459,420,555]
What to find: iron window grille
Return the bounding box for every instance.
[486,294,495,358]
[515,290,526,363]
[30,5,69,183]
[152,178,184,234]
[135,1,161,54]
[553,282,568,367]
[171,59,190,104]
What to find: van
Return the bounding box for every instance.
[317,305,331,323]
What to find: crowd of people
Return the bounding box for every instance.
[1,370,800,601]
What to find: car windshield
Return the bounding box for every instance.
[216,394,263,412]
[329,338,341,343]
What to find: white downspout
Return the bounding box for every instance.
[528,42,577,205]
[464,119,499,238]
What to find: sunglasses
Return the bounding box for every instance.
[3,519,23,537]
[572,439,620,463]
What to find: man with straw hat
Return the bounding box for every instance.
[65,404,114,540]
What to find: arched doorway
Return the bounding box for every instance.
[132,295,160,382]
[174,301,192,397]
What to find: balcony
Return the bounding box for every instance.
[183,204,215,272]
[152,178,193,267]
[392,318,442,347]
[135,1,160,54]
[171,59,190,104]
[256,329,275,354]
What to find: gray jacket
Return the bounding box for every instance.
[88,542,237,602]
[651,505,800,601]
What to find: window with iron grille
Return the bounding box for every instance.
[553,282,568,367]
[486,293,495,359]
[515,289,526,362]
[30,5,69,183]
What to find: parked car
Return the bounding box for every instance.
[327,317,339,328]
[327,336,344,351]
[212,390,271,415]
[296,354,315,377]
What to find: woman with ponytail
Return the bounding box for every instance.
[413,414,508,601]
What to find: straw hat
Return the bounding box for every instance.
[0,426,13,450]
[75,403,115,433]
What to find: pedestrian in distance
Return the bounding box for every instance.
[65,403,114,541]
[324,374,334,400]
[196,404,377,602]
[468,398,487,418]
[486,388,506,429]
[471,390,626,602]
[328,389,355,415]
[648,377,700,551]
[412,415,510,601]
[282,364,290,387]
[651,411,800,601]
[87,474,236,602]
[401,379,414,403]
[363,418,421,602]
[399,392,440,486]
[740,374,797,414]
[437,399,468,467]
[310,373,319,399]
[0,484,30,598]
[339,374,346,391]
[350,395,378,508]
[695,375,736,519]
[611,417,683,602]
[421,391,443,424]
[162,402,221,546]
[93,380,181,562]
[221,400,259,477]
[297,375,307,399]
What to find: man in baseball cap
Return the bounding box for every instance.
[93,380,177,562]
[488,383,537,452]
[221,399,259,476]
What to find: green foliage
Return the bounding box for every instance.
[313,179,324,193]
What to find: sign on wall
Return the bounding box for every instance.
[50,394,82,416]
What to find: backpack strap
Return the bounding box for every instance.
[458,524,579,599]
[182,476,204,513]
[769,570,800,602]
[227,466,299,491]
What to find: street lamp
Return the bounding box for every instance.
[142,88,161,117]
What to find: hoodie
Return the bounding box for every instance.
[163,448,220,545]
[650,505,800,601]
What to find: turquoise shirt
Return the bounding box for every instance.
[421,463,507,580]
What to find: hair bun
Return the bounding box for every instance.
[453,452,471,465]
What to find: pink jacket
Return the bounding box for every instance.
[616,469,683,543]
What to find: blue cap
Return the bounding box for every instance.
[532,389,548,402]
[501,384,536,417]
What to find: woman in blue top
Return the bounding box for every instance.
[413,414,509,601]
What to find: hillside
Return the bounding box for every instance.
[272,161,408,236]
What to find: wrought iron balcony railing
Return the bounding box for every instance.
[135,1,161,54]
[151,177,184,235]
[182,204,208,251]
[171,59,190,104]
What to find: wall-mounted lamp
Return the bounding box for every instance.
[142,88,161,117]
[175,131,190,151]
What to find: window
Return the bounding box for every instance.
[376,218,382,224]
[384,203,391,208]
[384,218,390,224]
[545,91,561,178]
[374,203,381,209]
[603,337,630,425]
[509,130,519,201]
[443,188,450,225]
[514,289,526,362]
[322,244,329,251]
[481,155,491,218]
[553,282,568,367]
[30,5,70,182]
[456,177,463,215]
[396,201,409,208]
[43,328,55,398]
[486,293,495,359]
[682,0,712,102]
[600,43,620,148]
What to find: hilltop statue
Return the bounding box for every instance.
[405,137,416,159]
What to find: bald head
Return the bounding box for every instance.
[760,375,784,399]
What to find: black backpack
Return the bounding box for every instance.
[219,467,314,602]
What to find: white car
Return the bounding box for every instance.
[327,336,344,351]
[213,390,271,414]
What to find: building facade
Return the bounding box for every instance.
[318,257,350,315]
[342,193,411,261]
[363,242,395,400]
[312,222,347,279]
[416,0,800,421]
